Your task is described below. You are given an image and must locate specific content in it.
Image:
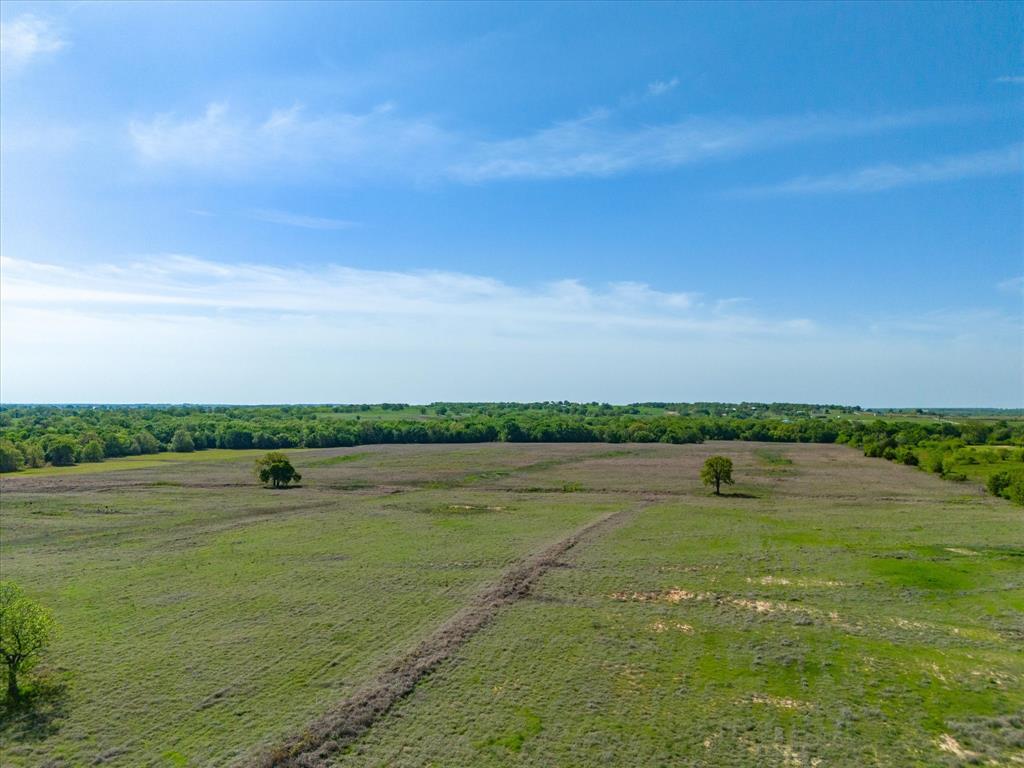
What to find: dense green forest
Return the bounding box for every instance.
[1,402,1022,503]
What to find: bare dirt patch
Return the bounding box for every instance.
[611,588,710,603]
[731,598,782,614]
[891,617,931,632]
[747,576,846,587]
[748,694,812,710]
[650,620,694,634]
[611,588,817,618]
[937,733,979,760]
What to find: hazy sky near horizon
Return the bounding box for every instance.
[1,1,1021,406]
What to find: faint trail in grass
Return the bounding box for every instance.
[252,499,652,768]
[419,449,637,489]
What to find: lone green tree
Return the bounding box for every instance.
[0,582,55,702]
[255,452,301,488]
[987,471,1011,497]
[701,455,734,495]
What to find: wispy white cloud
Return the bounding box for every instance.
[0,14,65,71]
[647,77,679,96]
[1,255,1018,404]
[127,98,966,184]
[129,102,453,181]
[995,76,1024,84]
[864,307,1022,338]
[737,144,1023,196]
[449,108,963,182]
[251,209,357,230]
[0,254,791,334]
[997,275,1024,295]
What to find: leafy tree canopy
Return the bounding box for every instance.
[701,455,735,495]
[45,437,77,467]
[255,452,302,488]
[0,440,24,473]
[0,582,56,701]
[80,440,105,463]
[170,428,195,453]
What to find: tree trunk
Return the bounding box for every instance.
[714,477,721,495]
[6,665,19,702]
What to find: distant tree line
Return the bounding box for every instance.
[839,418,1024,504]
[0,403,859,468]
[1,403,1021,503]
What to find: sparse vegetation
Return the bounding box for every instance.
[1,441,1020,766]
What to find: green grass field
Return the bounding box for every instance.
[11,448,304,477]
[1,443,1021,767]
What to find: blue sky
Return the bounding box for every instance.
[1,1,1021,405]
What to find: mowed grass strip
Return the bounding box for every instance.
[330,444,1024,768]
[0,445,630,767]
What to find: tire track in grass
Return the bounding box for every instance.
[251,498,653,768]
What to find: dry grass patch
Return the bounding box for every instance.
[748,694,812,710]
[649,620,694,634]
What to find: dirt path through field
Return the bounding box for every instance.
[252,498,654,768]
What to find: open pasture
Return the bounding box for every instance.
[1,442,1021,767]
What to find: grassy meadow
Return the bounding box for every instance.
[1,442,1021,767]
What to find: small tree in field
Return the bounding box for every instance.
[0,582,55,702]
[987,471,1011,497]
[255,452,301,488]
[701,455,734,495]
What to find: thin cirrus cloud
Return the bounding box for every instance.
[449,107,967,182]
[127,99,968,184]
[250,209,357,230]
[646,77,680,96]
[0,254,787,335]
[128,102,453,181]
[997,275,1024,295]
[1,255,1018,405]
[0,14,65,71]
[736,144,1023,196]
[8,253,1020,342]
